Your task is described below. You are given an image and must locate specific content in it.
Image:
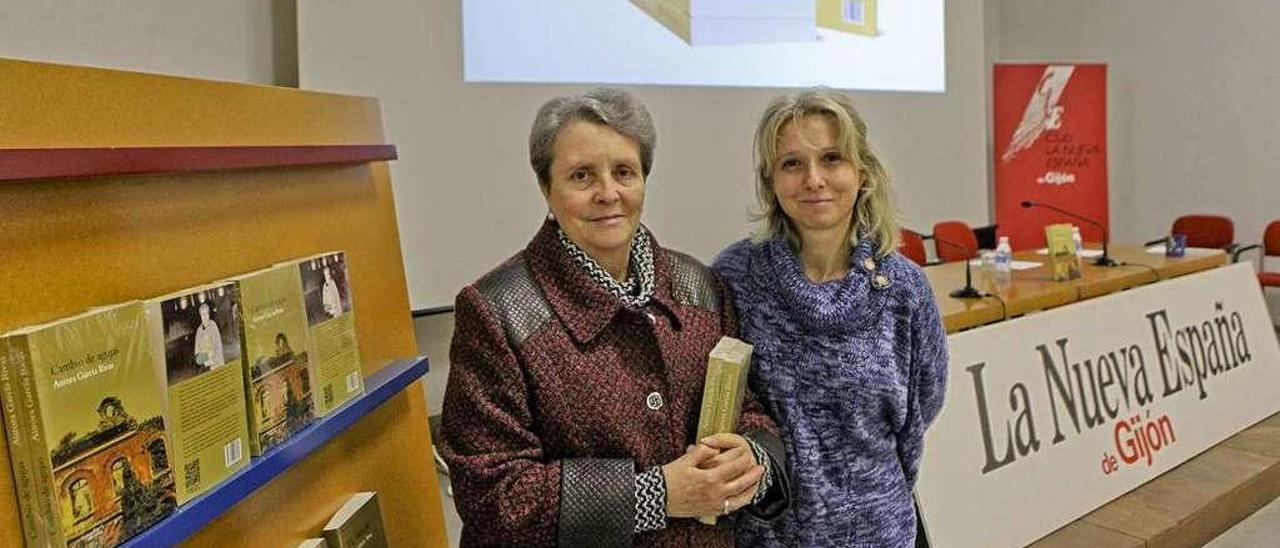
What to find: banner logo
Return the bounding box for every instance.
[993,63,1107,250]
[1002,65,1075,163]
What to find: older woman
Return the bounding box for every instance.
[713,90,948,547]
[439,88,788,547]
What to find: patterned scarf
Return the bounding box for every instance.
[557,225,655,308]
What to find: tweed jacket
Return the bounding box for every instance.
[440,220,788,548]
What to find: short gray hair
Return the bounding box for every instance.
[529,88,656,190]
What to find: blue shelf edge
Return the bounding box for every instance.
[122,355,430,547]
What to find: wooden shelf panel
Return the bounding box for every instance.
[120,356,429,547]
[0,145,397,183]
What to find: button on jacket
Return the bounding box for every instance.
[440,220,788,547]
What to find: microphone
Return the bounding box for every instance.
[930,232,984,299]
[1020,200,1118,267]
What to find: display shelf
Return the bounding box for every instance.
[0,145,397,183]
[0,58,446,547]
[120,356,429,547]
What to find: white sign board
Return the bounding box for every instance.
[917,263,1280,547]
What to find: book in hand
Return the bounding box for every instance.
[231,263,318,456]
[145,282,251,504]
[3,302,176,547]
[323,491,388,548]
[693,336,754,525]
[289,252,364,416]
[1045,223,1082,282]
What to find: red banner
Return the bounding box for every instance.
[994,64,1108,250]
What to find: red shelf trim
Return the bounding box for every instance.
[0,145,397,182]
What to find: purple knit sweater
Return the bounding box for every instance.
[713,236,948,548]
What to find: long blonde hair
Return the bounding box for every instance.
[751,89,900,258]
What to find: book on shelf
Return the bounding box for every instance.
[1045,223,1082,282]
[144,282,252,505]
[693,336,754,525]
[230,263,318,456]
[3,302,176,547]
[288,252,364,416]
[1,334,41,545]
[322,491,388,548]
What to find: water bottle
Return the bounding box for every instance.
[1071,226,1086,272]
[993,236,1013,287]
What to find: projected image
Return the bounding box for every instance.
[629,0,878,46]
[463,0,944,92]
[630,0,818,46]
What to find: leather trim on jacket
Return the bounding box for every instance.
[666,250,720,314]
[559,458,635,548]
[474,256,552,349]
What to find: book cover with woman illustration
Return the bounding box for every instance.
[293,252,363,416]
[144,282,250,504]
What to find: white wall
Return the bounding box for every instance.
[297,0,994,413]
[0,0,1000,416]
[300,0,992,311]
[0,0,295,85]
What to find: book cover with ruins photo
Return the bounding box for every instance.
[1045,223,1082,282]
[4,302,176,547]
[231,263,317,456]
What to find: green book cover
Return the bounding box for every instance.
[695,355,724,441]
[8,334,60,546]
[293,252,364,416]
[715,359,738,434]
[716,338,754,435]
[6,302,176,547]
[694,336,753,526]
[1046,223,1082,282]
[232,263,317,456]
[697,337,754,440]
[145,282,251,504]
[1,337,43,546]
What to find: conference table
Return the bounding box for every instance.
[926,243,1229,333]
